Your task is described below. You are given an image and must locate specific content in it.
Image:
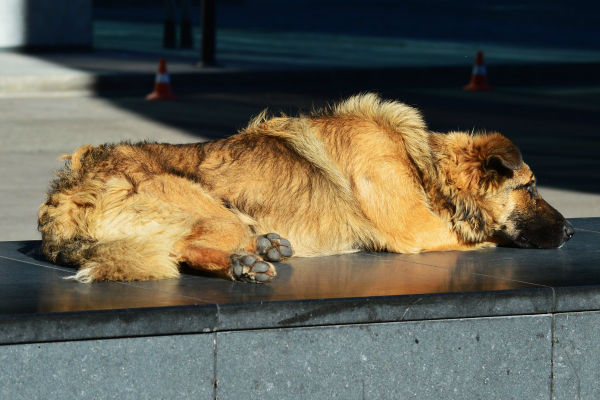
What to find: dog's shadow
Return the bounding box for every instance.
[18,241,48,263]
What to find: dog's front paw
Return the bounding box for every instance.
[255,233,294,262]
[230,253,277,283]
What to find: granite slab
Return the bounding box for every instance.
[396,229,600,288]
[570,218,600,234]
[552,311,600,400]
[0,218,598,344]
[217,315,552,399]
[0,334,215,400]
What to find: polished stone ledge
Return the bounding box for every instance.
[0,218,598,345]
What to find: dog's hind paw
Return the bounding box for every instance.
[255,233,294,262]
[230,253,277,283]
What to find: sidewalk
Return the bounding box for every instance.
[2,19,600,95]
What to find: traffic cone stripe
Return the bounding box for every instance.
[155,73,170,83]
[472,65,486,75]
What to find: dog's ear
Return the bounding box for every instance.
[478,133,523,177]
[443,132,523,191]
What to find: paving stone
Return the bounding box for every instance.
[553,311,600,400]
[217,315,552,400]
[0,334,215,400]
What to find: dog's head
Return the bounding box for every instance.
[435,132,573,248]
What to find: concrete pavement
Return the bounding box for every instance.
[3,17,600,95]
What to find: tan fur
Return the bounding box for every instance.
[38,93,561,283]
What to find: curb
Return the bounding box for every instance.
[2,62,600,95]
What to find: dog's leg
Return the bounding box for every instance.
[172,215,295,282]
[118,173,293,282]
[178,245,276,282]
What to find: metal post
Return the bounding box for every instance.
[163,0,176,48]
[180,0,193,48]
[201,0,216,66]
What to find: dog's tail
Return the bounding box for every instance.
[39,186,180,283]
[62,238,180,283]
[40,234,180,283]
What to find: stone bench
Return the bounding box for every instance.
[1,218,599,399]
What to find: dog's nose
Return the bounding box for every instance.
[563,221,575,241]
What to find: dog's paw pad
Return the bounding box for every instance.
[256,233,294,262]
[231,253,276,283]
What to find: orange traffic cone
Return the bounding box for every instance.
[146,58,176,100]
[464,51,491,91]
